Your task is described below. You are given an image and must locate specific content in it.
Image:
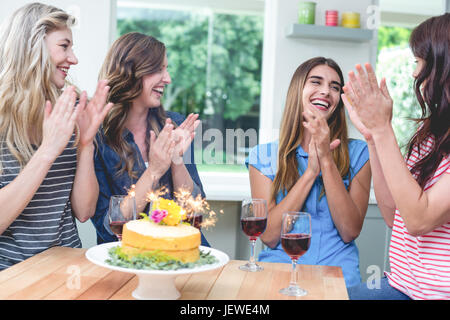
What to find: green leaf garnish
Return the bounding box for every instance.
[105,246,218,271]
[139,213,149,221]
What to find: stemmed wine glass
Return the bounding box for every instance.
[108,194,137,241]
[239,198,268,272]
[279,212,311,297]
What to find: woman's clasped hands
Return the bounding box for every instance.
[148,114,200,178]
[302,107,340,175]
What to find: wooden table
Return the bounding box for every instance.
[0,246,348,300]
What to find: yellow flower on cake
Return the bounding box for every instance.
[155,198,186,226]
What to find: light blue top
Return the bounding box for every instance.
[245,139,369,288]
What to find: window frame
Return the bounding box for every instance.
[115,0,264,201]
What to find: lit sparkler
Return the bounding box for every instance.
[145,186,169,212]
[127,184,136,198]
[173,188,223,230]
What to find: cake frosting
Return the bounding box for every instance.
[121,219,201,263]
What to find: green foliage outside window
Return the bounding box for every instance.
[117,11,263,126]
[117,9,263,173]
[376,26,421,154]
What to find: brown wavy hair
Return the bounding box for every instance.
[407,13,450,188]
[271,57,349,202]
[98,32,169,179]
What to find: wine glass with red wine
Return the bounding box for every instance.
[239,198,268,272]
[185,212,203,230]
[108,195,136,241]
[279,212,311,297]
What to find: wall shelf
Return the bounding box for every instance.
[285,24,374,42]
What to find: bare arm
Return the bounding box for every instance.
[132,169,160,214]
[342,93,396,227]
[367,142,396,227]
[71,144,99,222]
[320,158,371,242]
[345,63,450,235]
[171,162,194,194]
[70,81,113,222]
[372,126,450,235]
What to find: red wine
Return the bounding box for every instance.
[281,233,311,260]
[185,214,203,229]
[241,217,267,240]
[110,221,126,238]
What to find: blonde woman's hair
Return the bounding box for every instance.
[271,57,350,202]
[0,2,76,173]
[98,32,169,179]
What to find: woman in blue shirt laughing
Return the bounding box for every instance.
[92,32,209,246]
[246,57,371,288]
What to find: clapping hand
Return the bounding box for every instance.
[306,136,321,176]
[41,86,79,160]
[342,63,393,136]
[76,80,114,148]
[171,113,200,165]
[302,107,341,170]
[148,119,176,179]
[341,94,373,143]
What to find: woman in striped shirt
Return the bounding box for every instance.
[344,13,450,299]
[0,3,112,270]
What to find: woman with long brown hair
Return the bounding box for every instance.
[92,32,209,246]
[246,57,371,288]
[346,13,450,300]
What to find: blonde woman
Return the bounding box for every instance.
[0,3,112,270]
[92,32,209,246]
[246,57,371,288]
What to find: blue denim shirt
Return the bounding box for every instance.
[91,110,209,247]
[245,139,369,288]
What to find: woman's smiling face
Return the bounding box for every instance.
[45,27,78,89]
[302,64,342,120]
[134,54,171,109]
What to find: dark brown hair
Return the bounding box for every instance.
[271,57,349,201]
[98,32,169,178]
[407,13,450,188]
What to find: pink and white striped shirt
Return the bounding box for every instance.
[386,134,450,300]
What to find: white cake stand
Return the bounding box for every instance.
[85,242,229,300]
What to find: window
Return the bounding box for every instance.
[377,0,447,154]
[116,1,264,174]
[376,26,421,154]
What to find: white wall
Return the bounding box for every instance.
[380,0,444,16]
[259,0,377,143]
[0,0,116,96]
[380,0,446,27]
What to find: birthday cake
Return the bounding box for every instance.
[106,195,219,270]
[121,219,201,263]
